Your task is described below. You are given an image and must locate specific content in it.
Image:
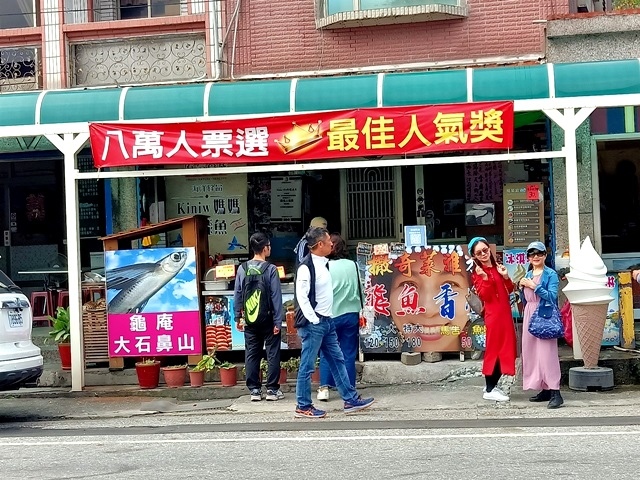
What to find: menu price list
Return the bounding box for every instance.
[503,182,544,247]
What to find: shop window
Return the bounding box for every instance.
[119,0,181,20]
[0,0,37,29]
[343,167,400,241]
[597,139,640,254]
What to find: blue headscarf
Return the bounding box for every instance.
[468,236,487,255]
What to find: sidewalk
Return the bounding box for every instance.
[3,376,640,425]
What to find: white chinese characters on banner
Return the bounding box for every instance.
[101,127,271,162]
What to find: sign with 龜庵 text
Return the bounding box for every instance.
[89,102,515,167]
[105,247,202,357]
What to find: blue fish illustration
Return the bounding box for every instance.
[228,236,247,251]
[107,251,187,314]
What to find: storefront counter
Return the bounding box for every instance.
[201,283,295,351]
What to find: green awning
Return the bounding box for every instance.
[2,59,640,128]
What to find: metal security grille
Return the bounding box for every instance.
[345,167,398,241]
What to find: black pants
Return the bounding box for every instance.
[485,360,502,393]
[244,323,281,391]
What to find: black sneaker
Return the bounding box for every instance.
[250,389,262,401]
[266,389,284,401]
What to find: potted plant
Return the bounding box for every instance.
[311,357,320,383]
[281,357,300,383]
[279,361,288,384]
[190,351,217,387]
[162,364,187,388]
[47,306,71,370]
[135,358,161,389]
[218,361,238,387]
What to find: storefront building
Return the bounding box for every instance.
[1,1,636,390]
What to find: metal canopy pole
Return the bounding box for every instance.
[45,132,90,392]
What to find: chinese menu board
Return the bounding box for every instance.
[78,155,103,238]
[503,182,544,247]
[105,247,202,357]
[89,101,515,167]
[165,174,249,256]
[465,162,504,203]
[358,243,477,353]
[270,176,302,222]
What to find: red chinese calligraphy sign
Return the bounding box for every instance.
[89,101,514,167]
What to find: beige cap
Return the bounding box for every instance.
[309,216,327,228]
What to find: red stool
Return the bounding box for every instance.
[56,290,69,309]
[30,291,54,327]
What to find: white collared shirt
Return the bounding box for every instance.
[295,254,333,323]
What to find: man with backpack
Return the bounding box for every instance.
[234,232,284,402]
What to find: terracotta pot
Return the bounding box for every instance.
[189,370,205,388]
[311,369,320,383]
[57,343,71,370]
[162,366,187,388]
[135,361,161,389]
[220,366,238,387]
[279,368,288,385]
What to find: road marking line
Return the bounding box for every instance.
[2,430,640,446]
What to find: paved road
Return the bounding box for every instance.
[1,424,638,479]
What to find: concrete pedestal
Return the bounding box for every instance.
[568,366,614,392]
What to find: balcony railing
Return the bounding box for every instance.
[0,47,40,92]
[316,0,468,29]
[69,34,206,87]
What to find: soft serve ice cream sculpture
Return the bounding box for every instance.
[562,237,612,368]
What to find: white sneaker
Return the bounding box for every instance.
[483,388,510,402]
[317,387,330,402]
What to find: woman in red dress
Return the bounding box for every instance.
[468,237,517,402]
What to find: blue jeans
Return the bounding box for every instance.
[296,316,359,409]
[320,312,359,388]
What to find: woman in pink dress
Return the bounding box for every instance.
[519,241,563,409]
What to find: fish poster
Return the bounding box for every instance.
[358,244,477,353]
[105,247,202,357]
[165,174,249,256]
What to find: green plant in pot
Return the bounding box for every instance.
[135,357,161,389]
[281,357,300,383]
[190,351,217,387]
[218,361,237,387]
[162,364,188,388]
[47,306,71,370]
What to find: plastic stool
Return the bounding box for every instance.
[82,285,106,303]
[56,290,69,309]
[30,291,53,326]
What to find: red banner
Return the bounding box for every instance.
[89,101,514,167]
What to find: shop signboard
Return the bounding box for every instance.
[105,247,202,357]
[503,182,545,248]
[358,243,479,353]
[603,274,621,346]
[165,174,249,256]
[502,248,529,321]
[271,176,302,222]
[90,101,515,167]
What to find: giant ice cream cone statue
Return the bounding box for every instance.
[562,237,612,368]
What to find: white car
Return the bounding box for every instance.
[0,270,43,391]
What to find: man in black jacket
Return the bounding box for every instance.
[294,227,374,418]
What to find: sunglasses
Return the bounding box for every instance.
[474,247,490,256]
[527,251,546,258]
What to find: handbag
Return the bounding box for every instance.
[466,287,484,316]
[528,300,564,339]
